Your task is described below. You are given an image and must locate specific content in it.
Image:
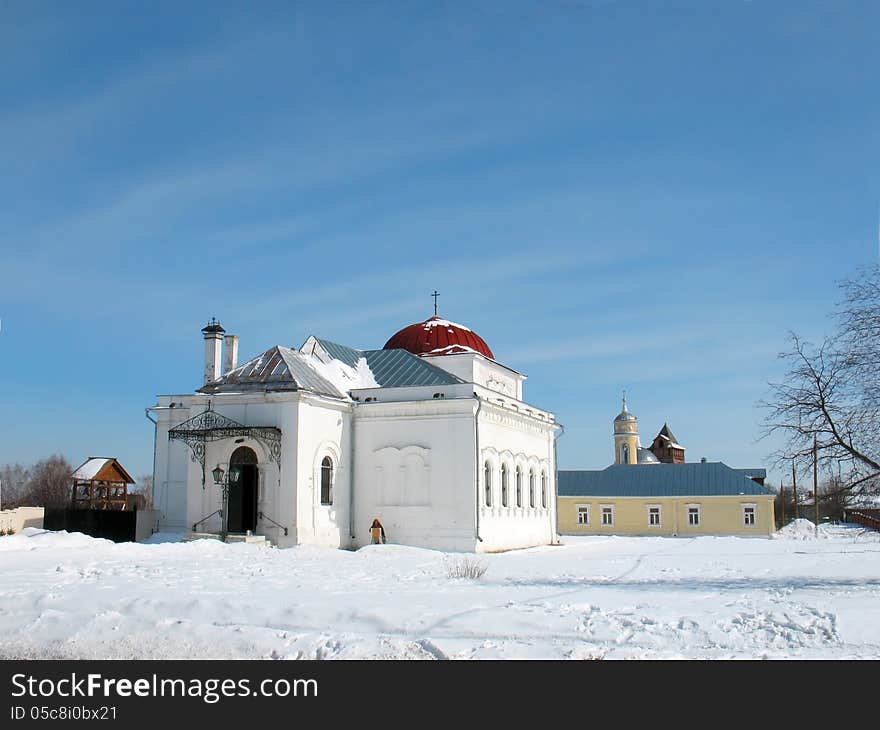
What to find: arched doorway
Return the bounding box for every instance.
[227,446,258,534]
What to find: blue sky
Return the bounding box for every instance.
[1,1,878,484]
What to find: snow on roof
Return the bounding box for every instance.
[421,318,472,332]
[72,458,111,481]
[304,354,379,394]
[71,457,134,483]
[201,337,462,398]
[423,344,486,356]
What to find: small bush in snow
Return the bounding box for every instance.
[445,556,488,579]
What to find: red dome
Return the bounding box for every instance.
[383,316,494,359]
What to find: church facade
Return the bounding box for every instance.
[148,315,560,552]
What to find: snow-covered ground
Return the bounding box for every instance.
[1,520,879,659]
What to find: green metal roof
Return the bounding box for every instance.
[558,462,774,498]
[315,338,462,389]
[362,348,462,388]
[315,338,362,368]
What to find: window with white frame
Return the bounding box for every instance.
[320,456,333,505]
[687,504,701,526]
[529,470,536,508]
[648,505,661,526]
[577,504,590,525]
[484,461,492,507]
[541,471,547,509]
[742,504,756,526]
[501,464,509,508]
[601,505,614,526]
[515,466,523,508]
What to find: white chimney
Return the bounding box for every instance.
[201,318,225,384]
[223,334,239,374]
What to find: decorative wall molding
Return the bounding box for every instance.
[374,445,431,507]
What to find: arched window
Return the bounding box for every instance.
[320,456,333,505]
[484,461,492,507]
[529,469,536,509]
[501,464,509,508]
[541,471,547,509]
[515,466,523,508]
[621,443,630,464]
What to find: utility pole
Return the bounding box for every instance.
[780,482,785,526]
[813,436,819,536]
[791,461,799,520]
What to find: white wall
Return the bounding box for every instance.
[476,400,557,552]
[152,399,195,533]
[353,398,478,551]
[423,352,526,400]
[0,506,44,534]
[292,397,351,549]
[150,392,351,548]
[135,510,160,541]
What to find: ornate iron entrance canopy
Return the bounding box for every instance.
[168,404,282,485]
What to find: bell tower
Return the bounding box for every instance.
[613,392,639,465]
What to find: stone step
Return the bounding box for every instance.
[224,533,271,546]
[183,532,272,546]
[182,532,223,542]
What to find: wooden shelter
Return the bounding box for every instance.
[70,457,136,510]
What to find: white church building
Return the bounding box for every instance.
[148,313,561,552]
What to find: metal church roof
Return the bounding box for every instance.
[558,462,774,498]
[636,447,660,464]
[362,348,462,388]
[383,316,494,359]
[314,338,362,368]
[198,345,344,398]
[315,338,463,388]
[199,337,463,398]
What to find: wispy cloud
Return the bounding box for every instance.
[506,330,709,364]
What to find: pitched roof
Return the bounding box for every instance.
[558,462,774,498]
[655,423,684,449]
[314,338,362,368]
[198,346,345,398]
[362,348,462,388]
[198,338,463,398]
[72,457,135,484]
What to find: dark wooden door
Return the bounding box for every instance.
[227,464,257,534]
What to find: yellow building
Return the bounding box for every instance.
[558,398,775,537]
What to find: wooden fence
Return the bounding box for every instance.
[847,510,880,531]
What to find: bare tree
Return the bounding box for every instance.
[819,474,853,523]
[762,265,880,499]
[0,463,31,509]
[23,455,73,508]
[129,474,153,510]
